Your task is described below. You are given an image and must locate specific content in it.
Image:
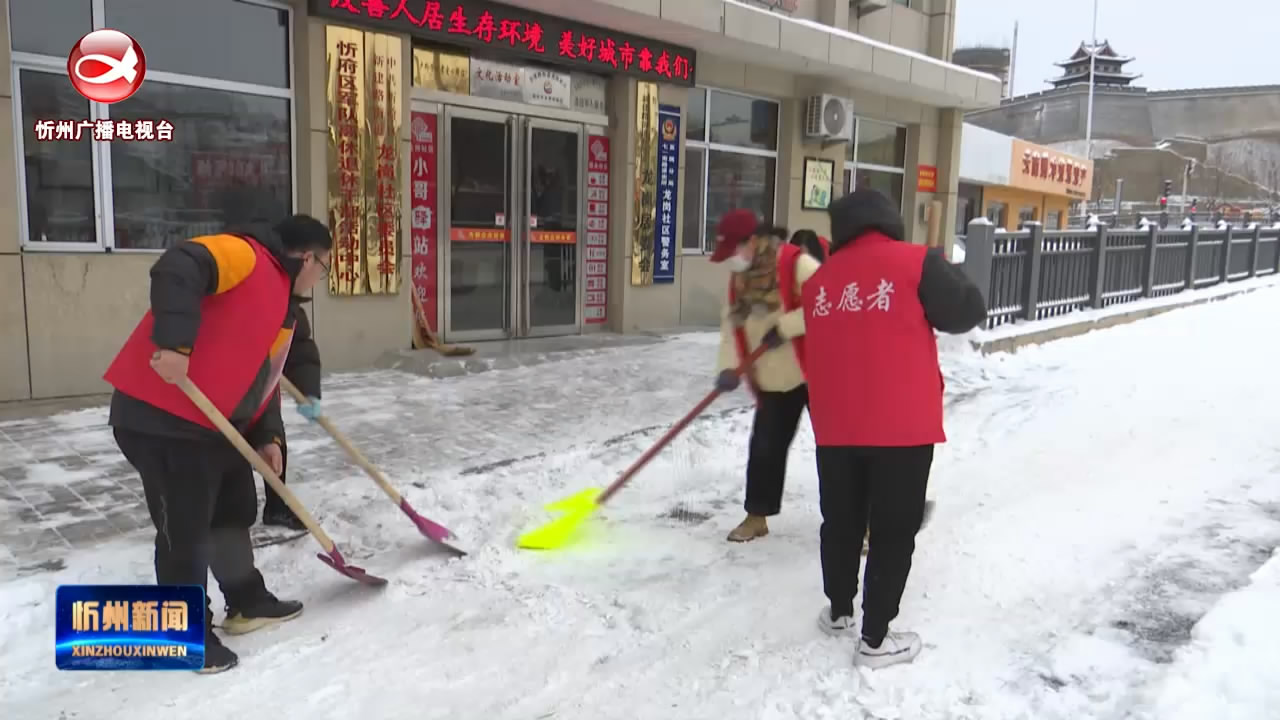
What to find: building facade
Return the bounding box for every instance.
[957,123,1091,233]
[965,41,1280,218]
[952,46,1010,99]
[0,0,1000,401]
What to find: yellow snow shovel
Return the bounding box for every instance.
[517,344,769,550]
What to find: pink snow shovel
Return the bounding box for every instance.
[517,344,771,550]
[178,377,388,586]
[279,378,467,556]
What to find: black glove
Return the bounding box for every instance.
[761,327,785,350]
[714,369,740,393]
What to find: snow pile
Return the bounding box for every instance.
[1145,548,1280,720]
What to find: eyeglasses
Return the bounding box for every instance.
[313,254,331,273]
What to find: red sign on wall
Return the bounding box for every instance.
[410,111,438,331]
[313,0,696,87]
[584,134,609,324]
[916,164,938,193]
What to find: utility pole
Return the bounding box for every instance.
[1179,160,1193,218]
[1084,0,1099,161]
[1009,21,1018,98]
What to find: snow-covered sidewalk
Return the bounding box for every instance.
[1145,548,1280,720]
[3,288,1280,719]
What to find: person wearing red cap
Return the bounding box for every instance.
[802,189,986,669]
[709,209,822,543]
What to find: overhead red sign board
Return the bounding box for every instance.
[313,0,696,86]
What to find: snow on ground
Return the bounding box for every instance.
[3,288,1280,719]
[1145,548,1280,720]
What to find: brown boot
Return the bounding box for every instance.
[727,514,769,542]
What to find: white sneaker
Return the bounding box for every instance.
[816,606,858,638]
[856,631,921,669]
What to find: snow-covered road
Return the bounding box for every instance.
[3,288,1279,719]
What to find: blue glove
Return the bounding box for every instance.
[761,327,785,350]
[714,369,740,393]
[297,397,323,422]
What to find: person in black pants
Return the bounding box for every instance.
[708,211,823,542]
[104,215,333,673]
[801,190,987,669]
[260,295,323,531]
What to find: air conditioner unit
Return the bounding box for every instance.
[804,94,854,142]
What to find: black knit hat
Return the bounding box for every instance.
[827,189,905,255]
[275,214,331,254]
[789,229,826,260]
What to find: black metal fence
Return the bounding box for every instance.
[960,219,1280,329]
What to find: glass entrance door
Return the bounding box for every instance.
[522,118,582,336]
[442,107,584,340]
[444,107,512,340]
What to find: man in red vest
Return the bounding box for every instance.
[104,215,332,674]
[710,210,821,542]
[803,190,986,669]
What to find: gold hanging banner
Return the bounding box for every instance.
[326,26,366,296]
[411,46,470,94]
[364,32,403,295]
[631,81,659,286]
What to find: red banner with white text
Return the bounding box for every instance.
[409,111,438,331]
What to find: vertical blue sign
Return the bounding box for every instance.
[652,104,681,284]
[55,585,205,671]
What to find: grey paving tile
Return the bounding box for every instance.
[0,335,750,571]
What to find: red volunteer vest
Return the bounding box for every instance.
[103,236,292,430]
[801,232,945,447]
[729,243,807,397]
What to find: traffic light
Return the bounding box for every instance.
[1162,179,1173,197]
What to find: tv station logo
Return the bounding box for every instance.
[68,28,146,103]
[36,29,172,143]
[55,585,205,671]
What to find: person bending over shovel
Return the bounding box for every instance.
[103,215,333,673]
[709,210,821,543]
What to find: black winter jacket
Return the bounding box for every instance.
[827,189,987,334]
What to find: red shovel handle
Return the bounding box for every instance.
[596,344,769,505]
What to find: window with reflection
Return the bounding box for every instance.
[12,0,295,251]
[844,119,908,213]
[685,87,779,252]
[17,70,96,245]
[110,82,292,250]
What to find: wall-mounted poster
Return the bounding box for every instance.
[803,157,835,210]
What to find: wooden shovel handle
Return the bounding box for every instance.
[596,343,770,505]
[176,376,335,551]
[279,377,404,505]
